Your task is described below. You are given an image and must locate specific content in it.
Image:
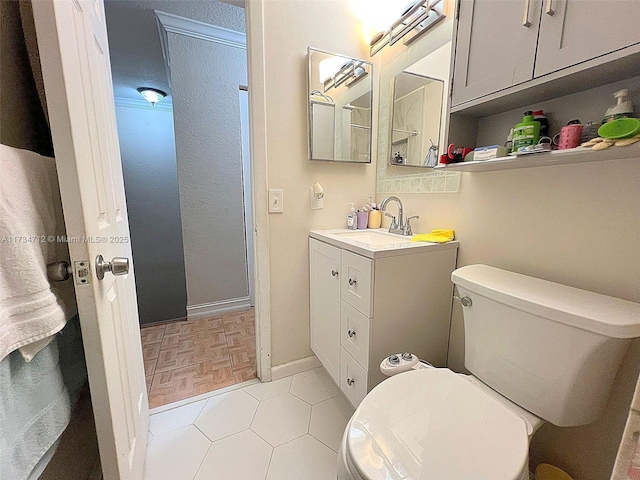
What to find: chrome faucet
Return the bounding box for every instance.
[380,196,419,236]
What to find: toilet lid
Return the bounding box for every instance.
[346,369,529,480]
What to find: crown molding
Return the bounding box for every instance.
[154,11,247,78]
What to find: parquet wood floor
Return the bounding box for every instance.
[141,308,256,408]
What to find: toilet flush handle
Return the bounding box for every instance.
[453,296,472,307]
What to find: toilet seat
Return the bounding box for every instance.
[344,368,530,480]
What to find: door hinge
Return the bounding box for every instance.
[455,0,461,19]
[449,79,454,98]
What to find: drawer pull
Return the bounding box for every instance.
[348,329,356,338]
[346,378,355,386]
[331,269,339,277]
[348,278,357,286]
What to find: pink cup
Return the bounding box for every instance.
[558,124,583,150]
[356,211,368,229]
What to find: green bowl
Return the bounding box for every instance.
[598,118,640,139]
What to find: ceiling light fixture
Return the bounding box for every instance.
[137,87,167,106]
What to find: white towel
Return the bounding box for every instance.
[0,144,76,362]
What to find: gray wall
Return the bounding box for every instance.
[115,103,187,324]
[168,33,249,308]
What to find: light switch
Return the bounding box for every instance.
[268,188,283,213]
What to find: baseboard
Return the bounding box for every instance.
[187,297,252,319]
[271,355,321,380]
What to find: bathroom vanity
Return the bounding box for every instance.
[309,229,458,407]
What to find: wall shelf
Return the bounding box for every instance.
[434,143,640,172]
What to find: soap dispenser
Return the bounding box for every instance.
[347,203,357,230]
[603,89,634,123]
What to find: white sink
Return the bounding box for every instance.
[334,230,412,246]
[310,229,458,259]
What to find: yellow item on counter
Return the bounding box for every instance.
[411,229,455,244]
[368,210,382,229]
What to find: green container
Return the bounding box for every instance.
[513,111,541,151]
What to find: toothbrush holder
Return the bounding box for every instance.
[356,211,369,229]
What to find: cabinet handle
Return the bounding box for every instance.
[522,0,532,27]
[347,378,355,386]
[331,270,339,277]
[348,278,357,286]
[348,329,356,338]
[545,0,554,15]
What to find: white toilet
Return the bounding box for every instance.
[338,265,640,480]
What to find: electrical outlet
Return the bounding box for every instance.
[309,187,324,210]
[268,188,283,213]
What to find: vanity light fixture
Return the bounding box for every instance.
[323,60,369,92]
[370,0,446,56]
[137,87,166,106]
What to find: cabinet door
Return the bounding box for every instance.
[535,0,640,77]
[309,239,341,383]
[452,0,542,106]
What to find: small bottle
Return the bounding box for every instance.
[347,203,357,230]
[505,128,514,153]
[532,110,550,138]
[513,111,541,152]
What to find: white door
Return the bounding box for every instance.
[32,1,148,478]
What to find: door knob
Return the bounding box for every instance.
[95,255,130,280]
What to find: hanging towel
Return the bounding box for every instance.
[0,144,76,362]
[411,229,455,244]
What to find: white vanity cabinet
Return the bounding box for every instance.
[309,232,458,407]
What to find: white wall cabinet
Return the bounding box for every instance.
[309,236,458,407]
[452,0,640,108]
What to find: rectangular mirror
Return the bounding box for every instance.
[388,48,448,167]
[308,48,373,163]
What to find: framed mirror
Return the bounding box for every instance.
[307,48,373,163]
[388,49,448,167]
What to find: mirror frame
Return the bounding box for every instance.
[307,47,374,164]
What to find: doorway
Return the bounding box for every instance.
[104,2,257,408]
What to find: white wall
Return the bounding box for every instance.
[386,160,640,480]
[115,103,187,323]
[375,15,640,477]
[259,0,378,366]
[169,32,250,309]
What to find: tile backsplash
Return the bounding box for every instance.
[377,162,460,194]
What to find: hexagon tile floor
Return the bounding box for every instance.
[145,367,355,480]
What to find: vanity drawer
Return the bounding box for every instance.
[340,348,368,408]
[340,301,370,371]
[340,251,373,317]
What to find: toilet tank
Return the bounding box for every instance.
[452,265,640,427]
